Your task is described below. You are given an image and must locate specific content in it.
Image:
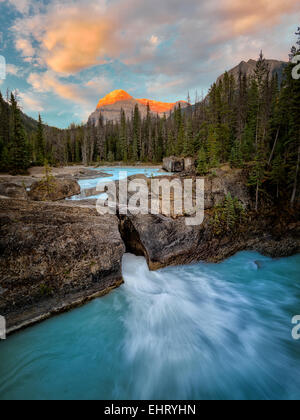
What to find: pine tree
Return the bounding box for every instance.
[120,109,127,162]
[36,114,45,165]
[197,147,208,175]
[269,154,285,199]
[10,93,30,174]
[224,193,236,230]
[248,143,266,212]
[207,128,219,168]
[183,119,194,157]
[230,139,243,168]
[132,104,140,161]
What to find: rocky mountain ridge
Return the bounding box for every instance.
[88,89,188,125]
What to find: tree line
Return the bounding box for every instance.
[0,29,299,208]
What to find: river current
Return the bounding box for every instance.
[0,251,299,400]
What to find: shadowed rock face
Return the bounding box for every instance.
[0,199,125,332]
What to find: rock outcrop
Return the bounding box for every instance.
[118,167,299,269]
[0,182,27,199]
[163,157,184,172]
[120,211,300,270]
[163,156,196,173]
[0,199,125,333]
[1,166,299,335]
[29,178,80,201]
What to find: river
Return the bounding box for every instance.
[0,251,299,400]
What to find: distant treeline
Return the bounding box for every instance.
[0,29,299,208]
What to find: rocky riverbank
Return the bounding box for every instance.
[0,166,299,334]
[0,199,125,334]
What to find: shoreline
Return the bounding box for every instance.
[3,211,299,337]
[0,166,299,336]
[6,278,124,336]
[5,247,300,337]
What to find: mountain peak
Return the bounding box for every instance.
[97,90,133,108]
[90,89,188,125]
[137,98,181,114]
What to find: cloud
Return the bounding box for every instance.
[27,71,113,110]
[0,0,33,15]
[6,63,25,77]
[42,14,118,73]
[12,1,127,75]
[19,91,44,112]
[15,38,35,59]
[150,36,160,46]
[11,0,300,75]
[27,71,85,103]
[84,75,113,93]
[146,76,185,96]
[5,0,300,123]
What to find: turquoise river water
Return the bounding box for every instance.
[0,251,299,400]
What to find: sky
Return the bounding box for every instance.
[0,0,299,129]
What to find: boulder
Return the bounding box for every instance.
[29,178,80,201]
[0,199,125,332]
[120,214,204,269]
[0,182,27,199]
[184,157,196,173]
[163,157,184,172]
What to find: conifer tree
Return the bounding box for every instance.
[183,119,194,157]
[36,114,45,165]
[207,128,219,168]
[10,93,30,174]
[230,140,243,168]
[132,104,140,161]
[197,147,208,175]
[248,143,266,212]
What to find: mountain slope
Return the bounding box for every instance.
[88,89,187,124]
[217,59,287,85]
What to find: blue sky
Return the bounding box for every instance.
[0,0,299,128]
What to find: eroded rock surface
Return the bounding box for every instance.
[120,212,300,270]
[0,182,27,199]
[0,199,125,332]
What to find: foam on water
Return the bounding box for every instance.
[0,251,299,400]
